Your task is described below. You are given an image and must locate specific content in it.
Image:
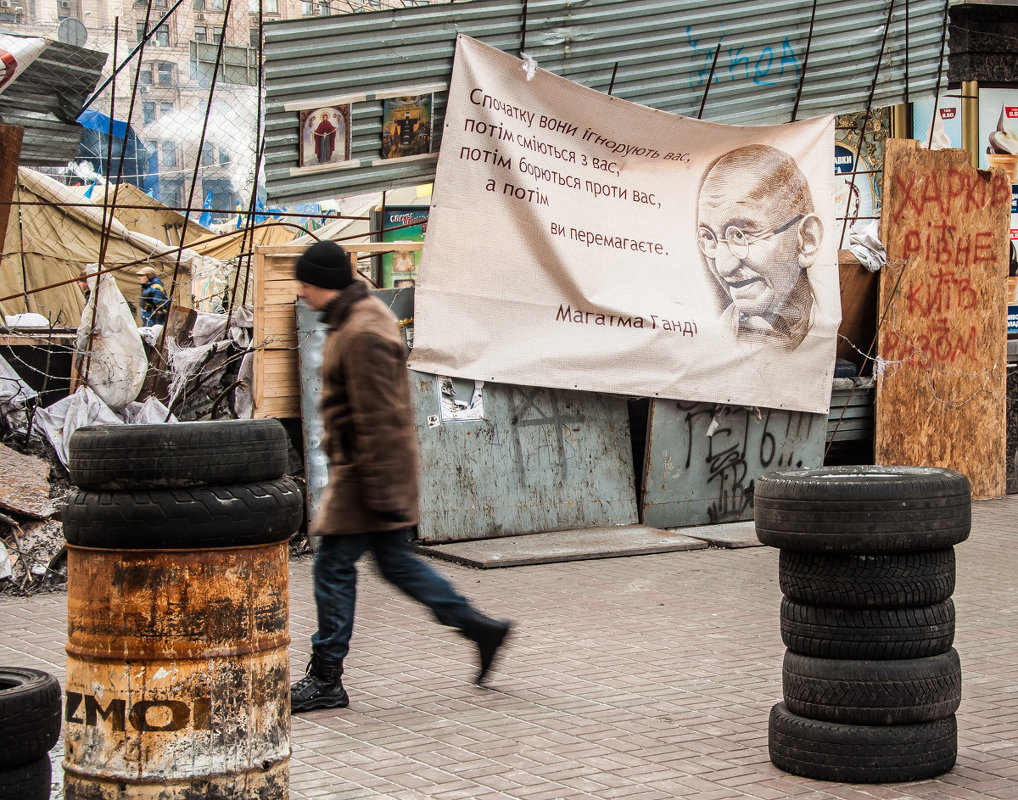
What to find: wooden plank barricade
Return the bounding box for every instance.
[252,241,423,419]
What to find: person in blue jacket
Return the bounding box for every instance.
[136,267,169,327]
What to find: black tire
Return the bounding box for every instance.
[68,420,289,489]
[769,703,956,783]
[0,757,52,800]
[0,668,61,769]
[754,465,970,553]
[780,597,955,660]
[779,548,956,608]
[62,478,303,549]
[782,649,962,725]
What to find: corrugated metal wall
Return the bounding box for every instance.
[0,41,109,166]
[264,0,947,204]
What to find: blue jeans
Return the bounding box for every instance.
[310,527,474,663]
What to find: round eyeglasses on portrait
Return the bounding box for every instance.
[696,214,805,260]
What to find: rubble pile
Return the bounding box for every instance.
[0,438,71,595]
[0,296,266,595]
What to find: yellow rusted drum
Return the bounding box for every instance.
[57,468,303,797]
[61,428,300,800]
[63,541,290,799]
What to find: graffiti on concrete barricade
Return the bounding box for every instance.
[681,404,817,523]
[641,400,824,528]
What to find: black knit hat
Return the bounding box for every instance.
[295,240,354,290]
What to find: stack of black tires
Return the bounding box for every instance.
[64,419,301,548]
[755,465,971,784]
[0,667,61,800]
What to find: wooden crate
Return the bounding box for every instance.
[251,241,423,419]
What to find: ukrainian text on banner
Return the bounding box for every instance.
[408,36,841,414]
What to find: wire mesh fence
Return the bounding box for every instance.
[0,1,442,429]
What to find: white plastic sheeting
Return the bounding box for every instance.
[34,387,175,467]
[0,351,38,436]
[191,306,253,348]
[76,271,147,410]
[3,313,50,327]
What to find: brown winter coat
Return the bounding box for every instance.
[309,281,420,536]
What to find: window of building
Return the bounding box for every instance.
[161,179,183,208]
[139,67,153,85]
[155,28,169,46]
[264,0,277,11]
[193,0,204,9]
[156,62,173,85]
[219,148,231,166]
[317,0,330,15]
[194,26,207,42]
[142,101,156,124]
[201,142,215,166]
[161,141,177,167]
[209,0,223,9]
[249,29,259,48]
[212,28,223,43]
[136,22,146,41]
[159,101,174,117]
[153,0,166,6]
[301,0,313,14]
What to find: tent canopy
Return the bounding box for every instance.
[0,168,222,325]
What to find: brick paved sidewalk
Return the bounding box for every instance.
[3,495,1016,799]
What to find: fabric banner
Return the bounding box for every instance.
[0,35,49,95]
[409,36,840,414]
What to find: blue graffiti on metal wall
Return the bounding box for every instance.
[686,27,801,88]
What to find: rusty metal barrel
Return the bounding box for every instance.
[61,421,301,800]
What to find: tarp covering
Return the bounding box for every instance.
[77,181,214,248]
[76,109,159,197]
[409,37,840,414]
[190,220,301,261]
[0,168,222,325]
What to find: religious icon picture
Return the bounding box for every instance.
[381,95,433,159]
[298,105,352,168]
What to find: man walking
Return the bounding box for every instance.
[291,240,512,712]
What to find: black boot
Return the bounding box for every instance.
[459,612,512,685]
[290,654,349,712]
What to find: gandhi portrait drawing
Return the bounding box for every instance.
[696,144,824,350]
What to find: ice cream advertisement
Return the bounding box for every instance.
[978,88,1018,177]
[978,88,1018,306]
[912,95,962,150]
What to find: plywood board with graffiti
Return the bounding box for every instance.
[876,139,1010,498]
